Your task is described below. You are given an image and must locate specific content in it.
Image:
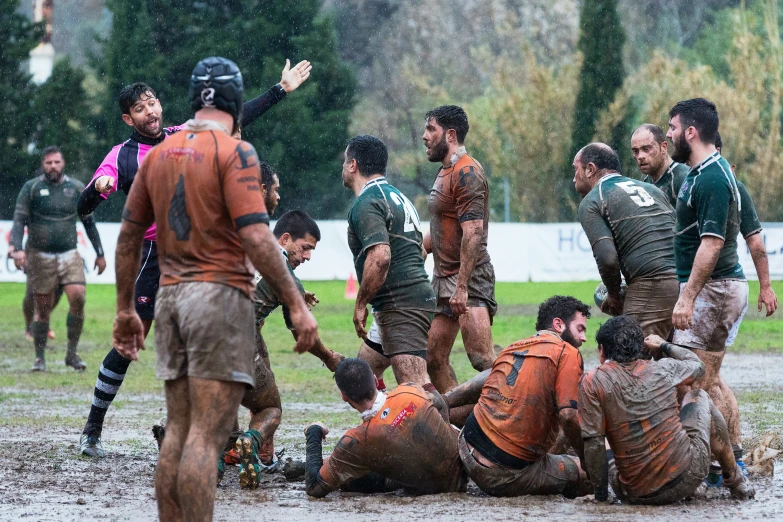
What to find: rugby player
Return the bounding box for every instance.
[666,98,750,481]
[342,135,447,417]
[422,105,497,393]
[303,358,467,497]
[78,58,311,457]
[580,316,754,503]
[574,143,679,340]
[10,146,106,372]
[113,56,317,521]
[448,296,591,498]
[630,123,690,206]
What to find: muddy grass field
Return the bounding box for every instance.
[1,281,782,521]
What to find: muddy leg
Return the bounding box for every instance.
[717,378,742,448]
[427,314,460,393]
[357,342,391,386]
[459,307,495,373]
[156,377,190,522]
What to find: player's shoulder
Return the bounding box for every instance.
[65,176,86,191]
[672,161,690,178]
[455,154,486,180]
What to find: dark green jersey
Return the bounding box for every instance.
[674,152,744,282]
[347,177,436,312]
[579,174,676,283]
[642,161,689,208]
[252,248,306,329]
[11,175,86,253]
[737,180,762,238]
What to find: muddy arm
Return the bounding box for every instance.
[583,436,609,501]
[443,369,490,409]
[304,425,336,498]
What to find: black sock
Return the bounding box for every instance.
[31,321,48,360]
[732,445,743,461]
[66,313,84,356]
[84,348,131,434]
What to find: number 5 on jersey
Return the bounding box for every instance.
[617,181,655,207]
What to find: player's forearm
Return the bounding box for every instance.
[356,246,391,308]
[456,221,483,289]
[304,426,333,498]
[9,212,27,250]
[81,214,105,258]
[747,234,772,288]
[681,237,723,303]
[660,342,705,383]
[115,222,146,312]
[78,180,105,217]
[443,369,489,408]
[240,85,286,129]
[559,409,585,463]
[423,232,432,255]
[584,436,609,501]
[593,240,622,295]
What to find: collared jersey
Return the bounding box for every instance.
[347,177,436,312]
[737,180,762,238]
[14,175,86,252]
[428,151,491,277]
[318,384,467,494]
[123,120,269,297]
[579,358,703,497]
[579,174,676,283]
[674,152,744,281]
[252,248,305,328]
[643,161,689,208]
[472,332,584,462]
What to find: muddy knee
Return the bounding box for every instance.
[466,351,493,372]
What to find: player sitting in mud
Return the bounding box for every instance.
[303,358,467,497]
[579,315,755,504]
[444,295,592,498]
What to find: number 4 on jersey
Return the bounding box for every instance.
[617,181,655,207]
[389,191,422,232]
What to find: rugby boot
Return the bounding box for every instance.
[259,448,284,474]
[80,428,105,458]
[736,459,749,478]
[724,465,755,500]
[65,353,87,371]
[217,456,225,485]
[237,433,261,489]
[223,446,240,465]
[705,461,723,488]
[31,358,46,372]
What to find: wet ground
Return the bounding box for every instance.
[1,353,782,521]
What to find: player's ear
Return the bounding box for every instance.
[660,140,668,153]
[551,317,565,334]
[280,232,291,246]
[121,114,134,127]
[340,391,349,404]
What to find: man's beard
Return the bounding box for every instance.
[44,170,63,182]
[265,196,277,217]
[560,326,581,349]
[427,133,449,163]
[670,134,691,164]
[136,117,162,138]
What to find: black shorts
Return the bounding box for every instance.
[135,240,160,320]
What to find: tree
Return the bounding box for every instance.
[0,0,43,219]
[566,0,626,217]
[93,0,356,220]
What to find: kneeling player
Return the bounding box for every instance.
[303,358,467,497]
[579,316,754,504]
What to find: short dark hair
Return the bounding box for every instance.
[41,145,62,159]
[668,98,719,145]
[259,159,276,189]
[535,295,591,331]
[273,210,321,241]
[334,358,376,403]
[425,105,469,143]
[633,123,666,144]
[577,143,622,173]
[595,315,644,363]
[119,82,157,114]
[346,135,388,177]
[715,132,723,151]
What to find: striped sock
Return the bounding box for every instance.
[84,348,131,434]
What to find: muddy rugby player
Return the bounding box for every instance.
[113,56,318,521]
[631,123,691,207]
[77,58,313,458]
[422,105,498,393]
[10,146,106,372]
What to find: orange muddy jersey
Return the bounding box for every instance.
[124,120,268,297]
[578,358,702,497]
[472,332,584,462]
[319,384,467,494]
[427,151,490,277]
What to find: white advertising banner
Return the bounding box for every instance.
[1,220,781,284]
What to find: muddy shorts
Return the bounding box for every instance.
[363,313,384,355]
[154,282,255,386]
[27,248,85,294]
[374,308,433,358]
[432,262,498,320]
[458,432,582,497]
[610,390,711,505]
[672,279,748,352]
[624,276,679,340]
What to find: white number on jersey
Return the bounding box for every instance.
[389,191,422,232]
[617,181,655,207]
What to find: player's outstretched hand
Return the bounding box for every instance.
[12,250,27,271]
[353,303,369,338]
[324,350,346,373]
[290,304,318,354]
[758,285,778,317]
[672,296,695,330]
[280,59,312,93]
[643,334,666,357]
[305,291,319,310]
[95,176,115,194]
[304,422,329,438]
[449,287,468,316]
[113,309,145,361]
[94,256,107,275]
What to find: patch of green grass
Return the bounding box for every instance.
[735,388,783,434]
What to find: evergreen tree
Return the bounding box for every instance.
[565,0,626,217]
[0,0,43,219]
[95,0,356,220]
